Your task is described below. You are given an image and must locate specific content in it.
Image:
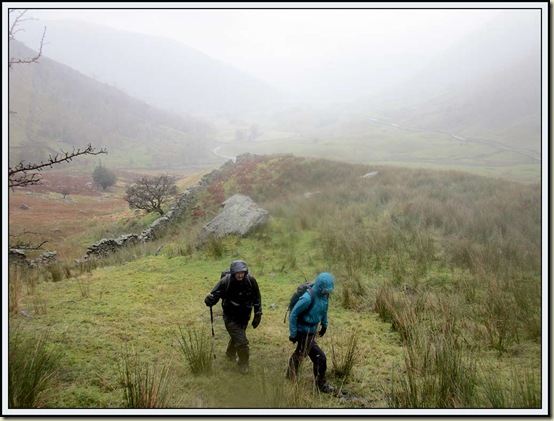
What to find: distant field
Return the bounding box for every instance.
[208,114,542,184]
[213,137,541,183]
[9,183,130,261]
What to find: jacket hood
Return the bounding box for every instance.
[313,272,335,293]
[230,260,248,274]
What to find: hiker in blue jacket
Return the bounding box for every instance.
[287,272,335,393]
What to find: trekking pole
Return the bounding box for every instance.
[210,306,215,337]
[209,306,216,359]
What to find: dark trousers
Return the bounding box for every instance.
[223,315,249,366]
[287,332,327,387]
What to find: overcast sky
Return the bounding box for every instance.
[8,3,532,94]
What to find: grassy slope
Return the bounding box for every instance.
[15,253,401,409]
[10,155,543,410]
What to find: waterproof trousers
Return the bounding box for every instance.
[287,332,327,388]
[223,315,249,367]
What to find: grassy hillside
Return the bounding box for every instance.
[9,40,218,171]
[8,155,543,413]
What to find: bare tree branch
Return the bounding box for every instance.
[9,9,47,68]
[9,231,49,250]
[9,144,108,190]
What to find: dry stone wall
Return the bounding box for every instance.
[80,154,265,261]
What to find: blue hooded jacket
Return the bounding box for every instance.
[289,272,335,337]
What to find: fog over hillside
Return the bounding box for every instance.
[15,19,282,115]
[8,40,218,170]
[16,8,542,109]
[19,10,541,116]
[8,6,545,179]
[352,10,542,151]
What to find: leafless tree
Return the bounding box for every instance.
[9,9,46,68]
[124,174,179,216]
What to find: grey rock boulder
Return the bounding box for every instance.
[198,194,269,245]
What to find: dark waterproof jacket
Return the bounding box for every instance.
[209,274,262,322]
[289,272,335,337]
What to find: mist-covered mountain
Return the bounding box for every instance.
[353,11,541,152]
[15,19,283,116]
[10,11,542,176]
[9,40,219,170]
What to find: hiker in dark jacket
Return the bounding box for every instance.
[204,260,262,374]
[287,272,335,393]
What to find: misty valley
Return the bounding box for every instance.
[7,7,545,415]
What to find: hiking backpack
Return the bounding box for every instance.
[284,281,315,323]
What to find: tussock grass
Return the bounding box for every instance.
[117,344,173,408]
[8,155,542,410]
[339,272,370,311]
[9,326,62,408]
[330,329,360,381]
[258,366,303,408]
[76,273,92,298]
[46,263,63,282]
[9,266,24,314]
[177,325,214,375]
[204,234,227,259]
[481,368,541,408]
[163,242,194,259]
[390,315,478,409]
[78,257,98,274]
[482,276,520,354]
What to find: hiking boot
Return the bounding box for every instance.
[318,383,335,394]
[239,365,249,375]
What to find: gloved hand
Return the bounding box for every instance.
[252,313,262,329]
[289,335,298,343]
[318,326,327,337]
[204,293,217,307]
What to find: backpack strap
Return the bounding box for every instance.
[222,273,231,296]
[306,286,315,312]
[296,288,316,323]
